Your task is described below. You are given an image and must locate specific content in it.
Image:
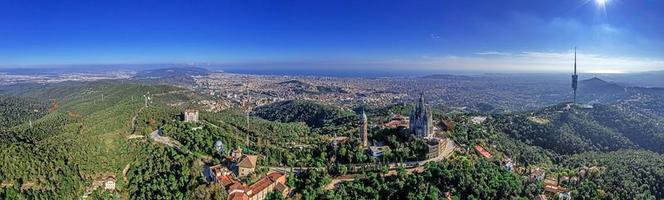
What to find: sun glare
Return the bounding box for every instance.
[595,0,607,7]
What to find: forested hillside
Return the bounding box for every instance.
[578,77,664,118]
[2,79,663,199]
[0,96,47,129]
[488,102,664,199]
[562,150,664,199]
[0,81,194,199]
[492,103,664,154]
[322,159,534,200]
[253,100,357,135]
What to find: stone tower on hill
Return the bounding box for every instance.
[360,110,369,147]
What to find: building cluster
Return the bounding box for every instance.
[224,148,258,177]
[204,146,289,200]
[534,166,602,200]
[193,72,408,111]
[206,165,289,200]
[81,175,116,199]
[351,93,448,159]
[383,114,408,128]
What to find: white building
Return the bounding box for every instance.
[184,109,199,123]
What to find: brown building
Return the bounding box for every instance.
[424,138,444,159]
[227,172,289,200]
[384,114,408,128]
[207,165,238,187]
[236,155,258,177]
[474,144,493,159]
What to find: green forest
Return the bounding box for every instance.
[2,81,664,200]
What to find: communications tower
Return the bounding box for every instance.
[572,47,578,104]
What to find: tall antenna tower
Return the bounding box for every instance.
[242,88,251,129]
[572,47,578,104]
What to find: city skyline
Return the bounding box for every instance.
[2,0,663,73]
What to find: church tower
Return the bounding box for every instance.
[409,93,433,138]
[360,110,368,147]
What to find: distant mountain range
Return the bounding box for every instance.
[578,77,628,102]
[577,77,664,118]
[420,74,474,80]
[588,70,664,88]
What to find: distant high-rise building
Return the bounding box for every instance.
[409,93,433,138]
[572,47,578,104]
[360,110,369,147]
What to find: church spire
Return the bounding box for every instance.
[410,92,433,138]
[419,93,425,108]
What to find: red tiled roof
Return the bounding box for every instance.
[267,172,285,182]
[247,172,285,197]
[474,145,493,159]
[384,120,402,127]
[238,155,258,168]
[534,194,547,200]
[219,175,238,188]
[226,172,288,200]
[228,182,247,192]
[544,184,567,193]
[227,192,249,200]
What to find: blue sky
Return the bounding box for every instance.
[1,0,663,73]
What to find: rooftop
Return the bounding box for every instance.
[227,172,287,200]
[474,145,493,159]
[237,155,258,168]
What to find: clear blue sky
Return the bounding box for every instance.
[1,0,663,72]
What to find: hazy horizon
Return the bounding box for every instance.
[2,0,664,73]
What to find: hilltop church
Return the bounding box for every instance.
[409,93,433,138]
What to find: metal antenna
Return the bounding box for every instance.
[572,47,579,104]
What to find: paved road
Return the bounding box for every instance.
[150,129,182,149]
